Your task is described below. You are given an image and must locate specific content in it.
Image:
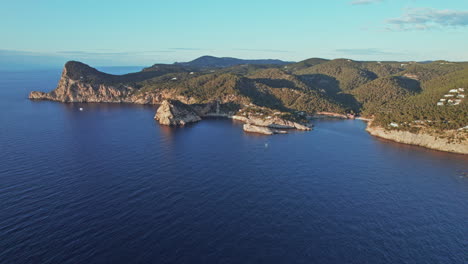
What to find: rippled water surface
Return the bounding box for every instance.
[1,68,467,264]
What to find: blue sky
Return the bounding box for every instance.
[1,0,468,67]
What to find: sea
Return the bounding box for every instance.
[0,67,467,264]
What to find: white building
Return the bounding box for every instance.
[439,99,446,102]
[449,89,458,93]
[444,94,454,97]
[390,122,399,128]
[437,102,444,106]
[457,94,465,98]
[459,88,465,92]
[171,77,177,81]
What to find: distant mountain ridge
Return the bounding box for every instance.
[175,55,292,68]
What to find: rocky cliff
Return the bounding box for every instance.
[232,115,311,131]
[29,61,139,103]
[243,124,287,135]
[154,100,202,126]
[366,125,468,154]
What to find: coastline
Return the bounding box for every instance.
[366,124,468,155]
[29,94,468,153]
[27,60,466,151]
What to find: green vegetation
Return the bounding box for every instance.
[66,57,468,134]
[294,59,378,91]
[373,67,468,131]
[289,58,467,133]
[351,76,421,115]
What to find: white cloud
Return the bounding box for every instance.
[386,8,468,31]
[350,0,383,5]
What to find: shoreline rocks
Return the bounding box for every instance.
[366,124,468,155]
[243,124,288,135]
[152,100,312,134]
[243,124,275,135]
[232,115,311,131]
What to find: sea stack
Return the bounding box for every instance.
[154,100,202,126]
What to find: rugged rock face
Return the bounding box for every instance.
[27,61,243,106]
[29,61,137,103]
[154,100,202,126]
[366,125,468,154]
[232,115,311,131]
[243,124,275,135]
[243,124,287,135]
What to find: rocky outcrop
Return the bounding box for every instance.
[154,100,201,126]
[29,61,137,103]
[232,115,311,131]
[242,124,288,135]
[366,125,468,154]
[243,124,275,135]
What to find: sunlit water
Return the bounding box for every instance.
[1,67,467,264]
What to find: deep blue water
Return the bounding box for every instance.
[0,67,467,264]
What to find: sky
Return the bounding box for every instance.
[1,0,468,68]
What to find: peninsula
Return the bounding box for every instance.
[30,56,467,153]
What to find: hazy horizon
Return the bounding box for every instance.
[2,53,468,71]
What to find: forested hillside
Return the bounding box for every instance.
[34,56,468,133]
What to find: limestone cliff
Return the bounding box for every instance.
[243,124,287,135]
[154,100,201,126]
[243,124,275,135]
[366,125,468,154]
[29,61,139,103]
[232,115,311,131]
